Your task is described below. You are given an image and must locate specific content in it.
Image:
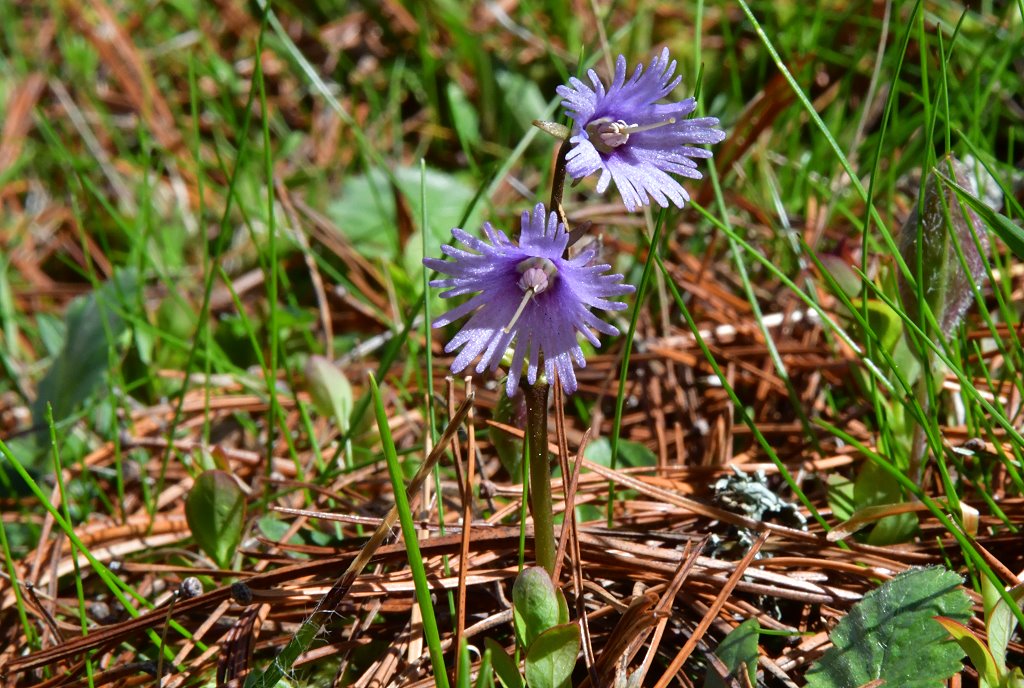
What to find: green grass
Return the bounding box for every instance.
[1,0,1023,685]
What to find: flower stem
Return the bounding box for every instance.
[549,137,571,229]
[523,379,556,576]
[520,130,569,578]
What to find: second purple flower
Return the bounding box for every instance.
[557,48,726,212]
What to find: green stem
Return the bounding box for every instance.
[517,126,569,579]
[549,137,571,227]
[523,380,556,576]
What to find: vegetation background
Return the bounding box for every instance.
[1,0,1023,685]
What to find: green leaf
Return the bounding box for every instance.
[583,437,613,467]
[32,268,139,428]
[982,574,1003,624]
[826,474,856,522]
[513,567,561,650]
[304,355,354,432]
[616,440,657,468]
[818,255,862,298]
[475,645,496,688]
[805,567,972,688]
[35,312,65,357]
[853,461,918,545]
[185,470,247,569]
[934,617,1001,688]
[447,81,481,150]
[156,293,197,342]
[485,638,524,688]
[495,71,546,134]
[328,166,483,262]
[458,637,472,688]
[583,437,655,469]
[257,514,287,541]
[704,619,760,688]
[890,332,923,388]
[986,582,1024,675]
[573,504,604,524]
[329,166,486,306]
[524,623,579,688]
[863,299,903,355]
[555,587,570,626]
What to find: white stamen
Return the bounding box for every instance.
[504,289,535,334]
[586,116,678,153]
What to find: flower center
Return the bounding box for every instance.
[516,256,557,294]
[503,257,558,334]
[585,116,678,153]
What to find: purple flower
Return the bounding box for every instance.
[425,203,635,397]
[557,48,726,212]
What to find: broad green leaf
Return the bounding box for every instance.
[583,437,655,469]
[485,638,524,688]
[524,623,579,688]
[513,567,560,650]
[616,440,657,468]
[934,617,1001,688]
[573,504,604,524]
[704,619,760,688]
[1007,667,1024,688]
[853,461,918,545]
[32,268,138,428]
[826,474,856,522]
[817,255,862,298]
[257,514,294,543]
[327,166,483,262]
[986,582,1024,675]
[863,299,903,355]
[185,470,247,569]
[583,437,612,467]
[805,567,972,688]
[304,355,354,432]
[890,333,922,388]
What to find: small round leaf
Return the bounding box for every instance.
[185,470,246,569]
[513,567,560,650]
[525,623,580,688]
